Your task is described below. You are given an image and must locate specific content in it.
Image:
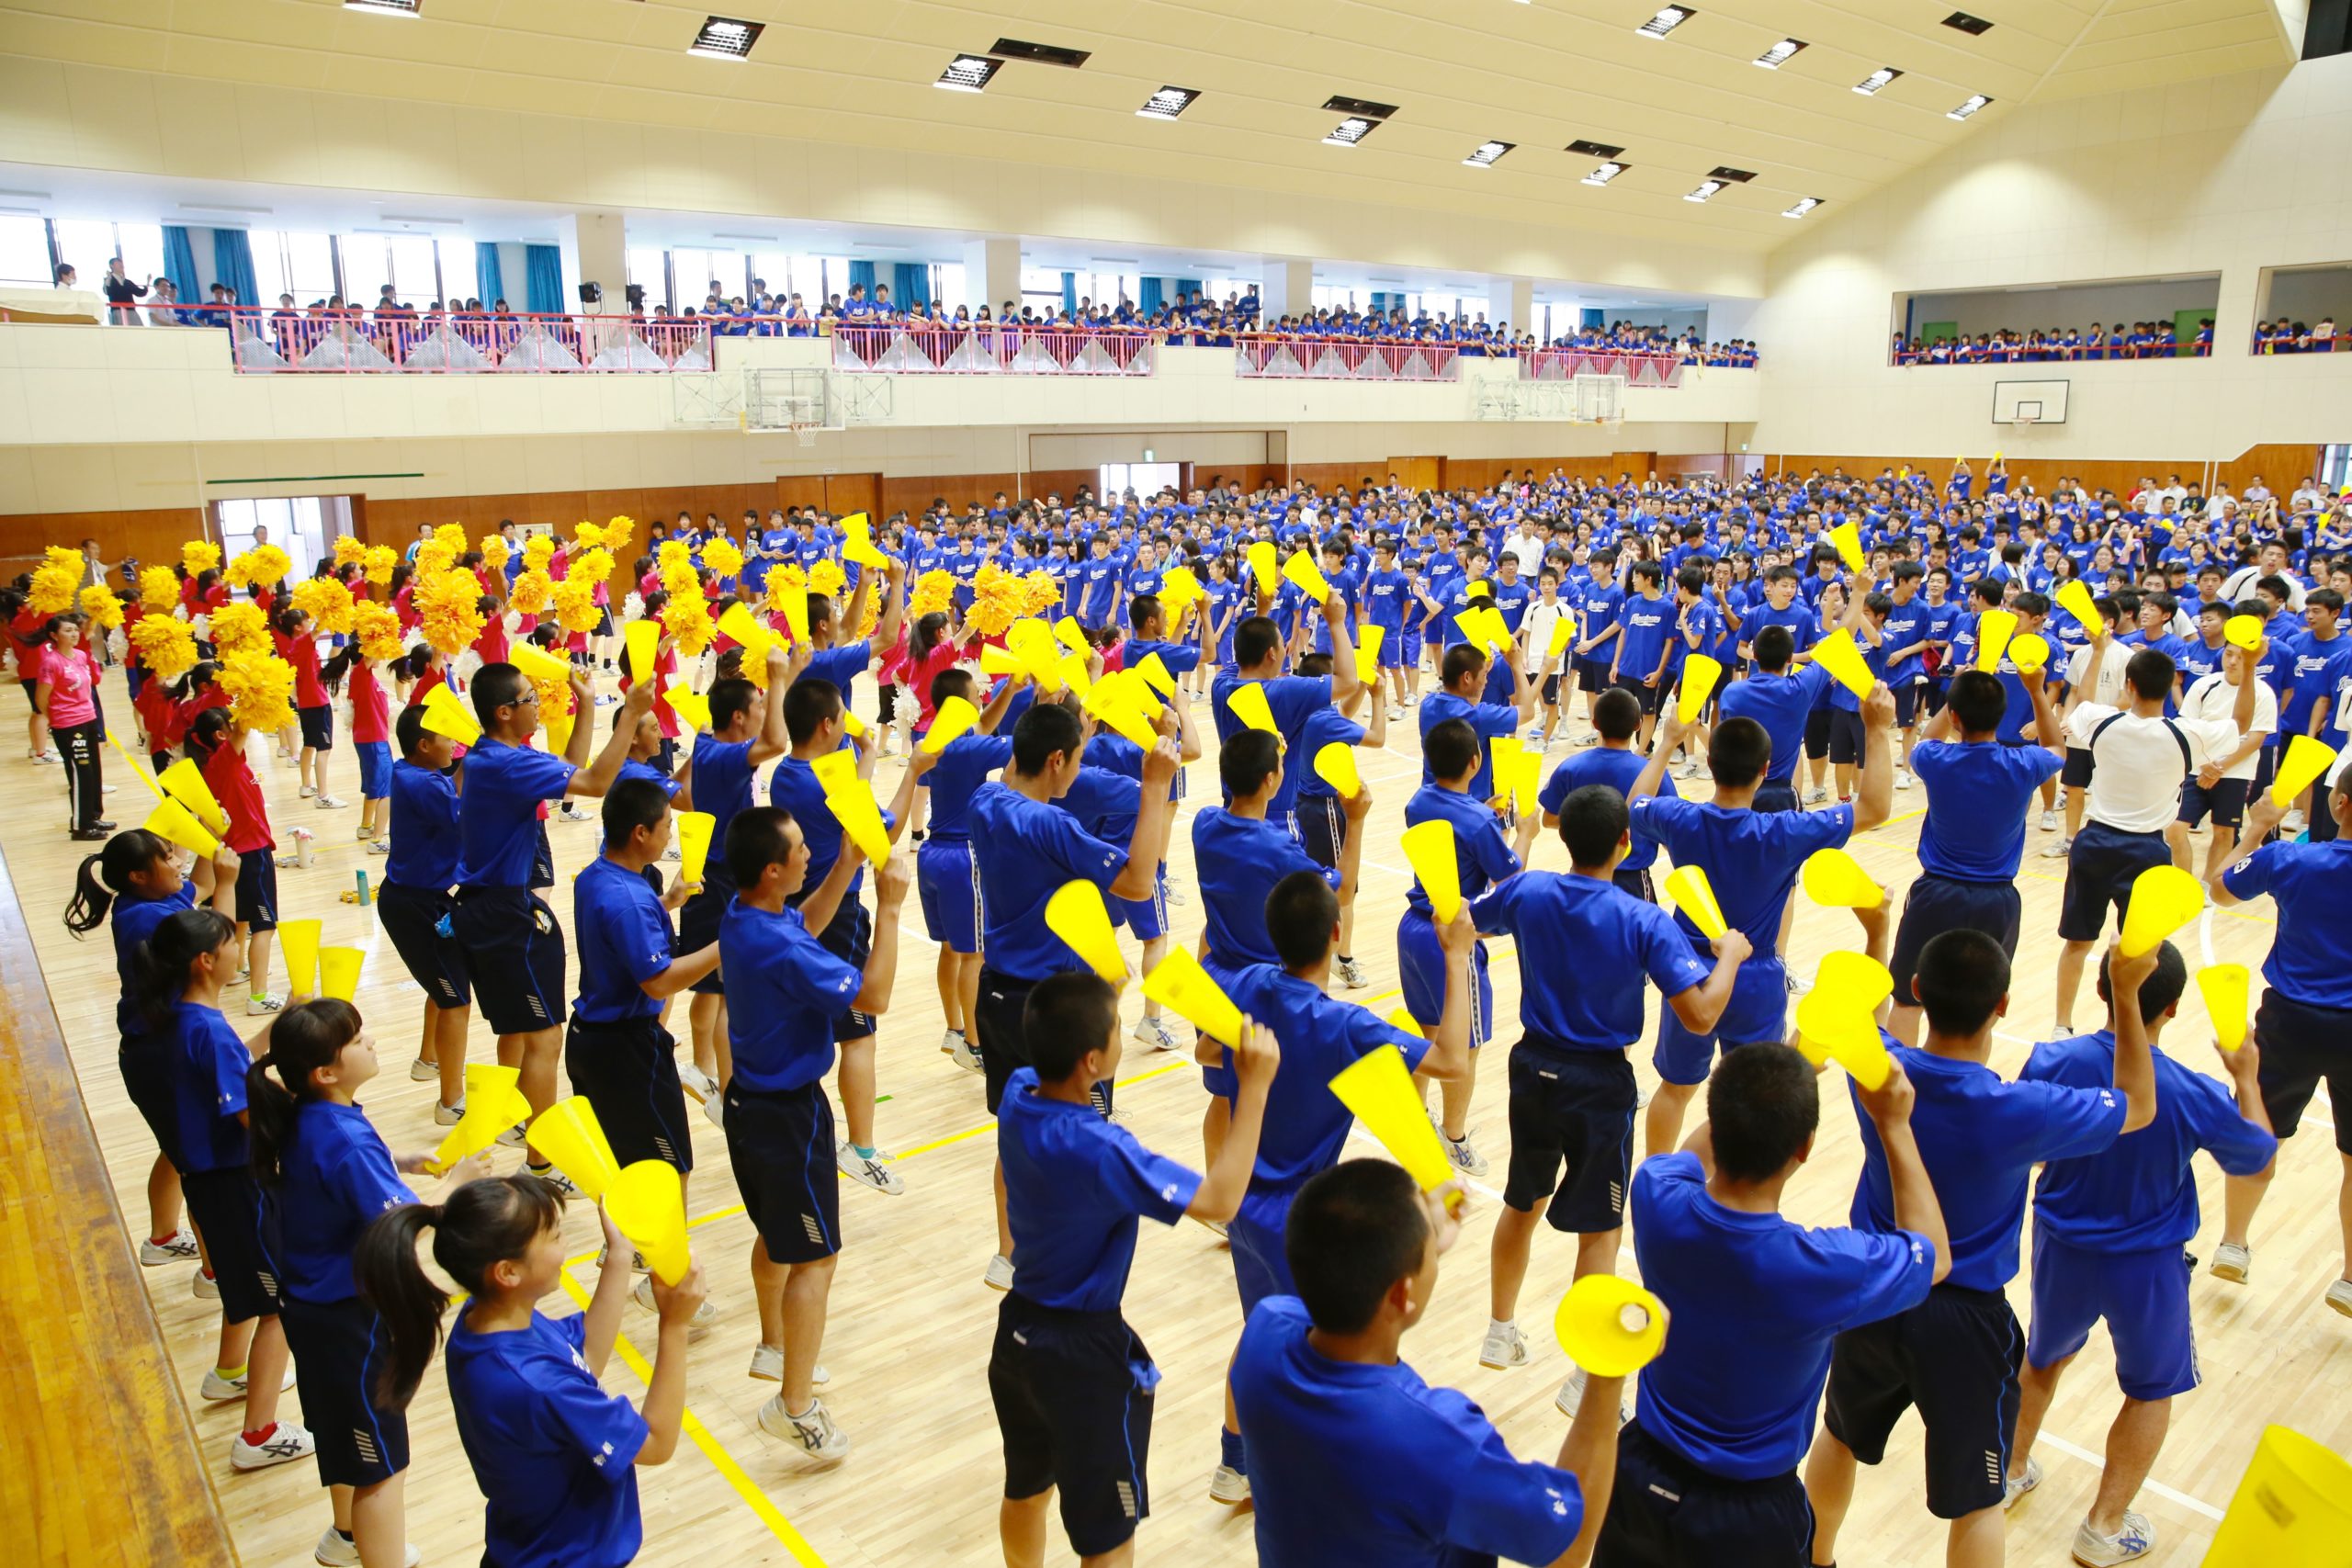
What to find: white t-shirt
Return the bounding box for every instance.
[2064,702,2242,833]
[2179,672,2276,781]
[2063,644,2131,711]
[1523,599,1566,664]
[1504,530,1547,576]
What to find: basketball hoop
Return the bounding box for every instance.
[791,418,818,448]
[2011,412,2039,433]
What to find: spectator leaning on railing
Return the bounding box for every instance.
[1894,319,2213,365]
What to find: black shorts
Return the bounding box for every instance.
[1596,1419,1815,1568]
[803,894,876,1042]
[17,676,35,712]
[1823,1282,2023,1519]
[377,882,468,1008]
[299,703,334,751]
[1297,793,1348,872]
[2254,988,2352,1153]
[1502,1041,1636,1234]
[1826,709,1864,766]
[594,606,615,638]
[1923,682,1950,716]
[181,1166,283,1325]
[232,849,279,932]
[2061,746,2095,790]
[976,967,1038,1116]
[1753,780,1799,815]
[989,1292,1157,1556]
[1803,707,1832,761]
[1612,674,1663,716]
[1577,657,1611,694]
[280,1294,407,1487]
[1613,865,1656,902]
[1892,684,1922,728]
[2058,822,2171,943]
[119,1036,180,1167]
[2177,775,2250,830]
[1541,671,1563,706]
[566,1015,694,1172]
[453,887,568,1034]
[1890,875,2022,1009]
[678,872,733,996]
[723,1079,840,1264]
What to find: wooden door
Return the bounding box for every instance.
[1611,451,1659,484]
[775,476,828,513]
[823,472,880,521]
[1388,455,1447,492]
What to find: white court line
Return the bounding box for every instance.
[2033,1434,2226,1520]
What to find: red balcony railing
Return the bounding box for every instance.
[1520,348,1685,388]
[1233,334,1461,380]
[828,323,1159,376]
[218,306,714,373]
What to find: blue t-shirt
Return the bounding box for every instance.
[1212,671,1334,818]
[457,740,575,889]
[444,1310,649,1568]
[386,759,463,892]
[768,756,890,906]
[1536,746,1676,873]
[269,1099,413,1303]
[1473,872,1709,1049]
[1715,666,1834,784]
[918,733,1013,840]
[1417,692,1519,799]
[998,1066,1200,1313]
[1629,795,1851,957]
[1909,739,2064,882]
[1193,808,1334,966]
[794,641,871,706]
[1231,1295,1585,1568]
[1229,963,1428,1190]
[2220,839,2352,1010]
[688,735,758,848]
[1401,784,1521,919]
[969,782,1129,983]
[1847,1042,2125,1291]
[154,1000,250,1174]
[1614,592,1674,679]
[718,897,863,1089]
[1631,1152,1935,1481]
[110,886,194,1038]
[2023,1032,2277,1252]
[1293,707,1366,803]
[571,856,673,1023]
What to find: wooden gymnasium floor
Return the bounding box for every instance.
[12,657,2351,1567]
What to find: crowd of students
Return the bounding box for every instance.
[1894,321,2216,365]
[24,450,2352,1568]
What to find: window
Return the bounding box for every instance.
[341,236,392,309]
[434,238,477,305]
[386,234,438,305]
[1310,284,1356,312]
[627,247,672,312]
[51,220,119,279]
[249,230,341,303]
[0,216,51,285]
[1018,265,1066,317]
[214,496,328,582]
[931,261,967,310]
[672,249,744,305]
[1099,462,1183,501]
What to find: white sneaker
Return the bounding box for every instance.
[983,1253,1015,1292]
[1678,761,1703,781]
[937,1028,967,1057]
[2041,834,2071,859]
[1804,786,1828,805]
[1895,767,1915,791]
[1209,1465,1251,1505]
[230,1420,316,1472]
[1574,730,1600,747]
[559,802,594,822]
[140,1229,200,1265]
[1443,1132,1488,1178]
[747,1344,830,1385]
[199,1362,295,1401]
[2040,807,2059,832]
[2282,808,2308,834]
[631,1276,717,1340]
[494,1124,526,1148]
[1131,1015,1179,1052]
[2004,1455,2042,1511]
[2325,1279,2352,1318]
[313,1525,421,1567]
[838,1145,904,1195]
[704,1094,724,1130]
[2209,1242,2251,1282]
[2072,1509,2155,1564]
[100,782,118,794]
[433,1100,464,1126]
[299,784,315,798]
[1555,1364,1589,1417]
[951,1033,983,1073]
[1480,1321,1531,1370]
[662,844,681,861]
[1163,880,1189,906]
[1334,956,1368,990]
[677,1062,719,1101]
[1785,969,1809,996]
[244,994,284,1017]
[1390,706,1406,721]
[368,840,390,855]
[759,1395,851,1466]
[528,1164,579,1197]
[408,1058,438,1082]
[192,1269,220,1301]
[316,795,348,809]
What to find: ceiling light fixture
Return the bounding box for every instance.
[1583,162,1628,186]
[1708,165,1758,182]
[1941,10,1993,35]
[1324,117,1377,147]
[1636,6,1693,39]
[1854,66,1902,95]
[343,0,421,15]
[989,38,1090,68]
[1684,179,1725,203]
[1754,39,1806,68]
[1463,140,1514,168]
[936,54,1001,92]
[1782,197,1824,218]
[1137,85,1198,120]
[1947,93,1991,120]
[1566,139,1624,158]
[687,17,761,59]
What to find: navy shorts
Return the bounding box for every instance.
[2177,775,2250,831]
[1613,865,1656,903]
[1577,656,1611,694]
[1753,779,1799,815]
[806,894,876,1042]
[1596,1419,1815,1568]
[377,882,467,1008]
[354,739,391,800]
[182,1166,283,1325]
[677,874,732,996]
[1398,916,1492,1049]
[916,837,980,952]
[1375,629,1405,669]
[1297,793,1349,872]
[2061,745,2095,790]
[2254,988,2352,1153]
[1804,706,1833,761]
[453,887,568,1034]
[233,849,279,932]
[565,1015,694,1172]
[989,1293,1158,1556]
[1890,874,2022,1010]
[1613,674,1664,716]
[280,1294,407,1487]
[299,704,334,751]
[1654,959,1786,1087]
[2058,822,2171,942]
[1824,1281,2022,1519]
[1892,683,1923,728]
[724,1079,840,1264]
[2026,1230,2199,1400]
[976,967,1037,1116]
[1502,1041,1636,1234]
[1826,708,1864,766]
[1229,1185,1299,1314]
[1110,868,1167,942]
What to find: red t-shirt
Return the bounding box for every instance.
[349,661,390,743]
[135,679,184,749]
[6,608,44,675]
[472,616,510,665]
[203,739,273,853]
[289,634,327,709]
[406,666,446,708]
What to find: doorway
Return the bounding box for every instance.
[211,496,356,581]
[1099,462,1185,503]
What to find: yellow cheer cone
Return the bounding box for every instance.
[1314,741,1361,798]
[1661,863,1729,941]
[1246,540,1279,595]
[2006,632,2052,673]
[1810,628,1876,701]
[1547,613,1579,661]
[922,695,979,754]
[1818,949,1897,1013]
[1795,987,1893,1089]
[1513,743,1543,816]
[673,810,715,888]
[625,619,661,684]
[2120,864,2202,958]
[143,797,220,859]
[1046,881,1126,982]
[1136,652,1178,697]
[1973,608,2018,671]
[1053,615,1091,655]
[508,642,571,686]
[1827,519,1865,573]
[1141,950,1245,1046]
[2224,614,2265,651]
[1385,1007,1424,1037]
[1678,655,1724,725]
[1281,550,1331,604]
[2268,734,2338,808]
[278,918,322,997]
[1082,681,1157,750]
[2196,963,2250,1051]
[810,749,860,792]
[979,643,1025,678]
[716,601,765,649]
[1400,818,1463,923]
[1554,1274,1668,1377]
[775,585,810,646]
[2054,579,2100,631]
[607,1158,691,1285]
[430,1063,533,1172]
[1354,624,1386,682]
[2200,1426,2352,1567]
[1329,1044,1456,1197]
[158,756,230,836]
[107,729,167,801]
[1227,682,1279,736]
[825,779,892,865]
[525,1096,623,1202]
[1801,847,1883,908]
[319,945,364,1002]
[665,688,711,734]
[1057,649,1093,695]
[1159,566,1201,607]
[544,702,575,756]
[422,684,482,746]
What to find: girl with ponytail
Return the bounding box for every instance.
[66,827,241,1274]
[122,905,313,1473]
[356,1177,705,1567]
[249,999,482,1568]
[187,703,285,1015]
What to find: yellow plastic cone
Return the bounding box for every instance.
[1281,551,1331,604]
[2120,864,2202,958]
[1136,652,1178,697]
[525,1095,624,1201]
[843,514,889,570]
[422,684,482,746]
[2268,734,2338,807]
[1678,655,1724,725]
[2199,1425,2352,1566]
[664,688,711,734]
[979,644,1025,678]
[1818,949,1897,1013]
[1314,741,1362,798]
[1512,742,1543,816]
[277,918,322,997]
[107,729,168,802]
[810,749,860,792]
[1354,624,1386,682]
[543,701,575,756]
[1141,950,1244,1046]
[1246,540,1279,595]
[143,797,220,859]
[1385,1007,1424,1037]
[1827,519,1865,573]
[1474,607,1514,650]
[2196,963,2250,1051]
[1547,613,1579,660]
[430,1064,533,1172]
[319,945,364,1002]
[1329,1044,1456,1196]
[607,1158,691,1286]
[1400,818,1463,923]
[1081,679,1158,750]
[1554,1274,1669,1377]
[1227,682,1279,736]
[2224,614,2265,651]
[1159,567,1201,608]
[1053,615,1091,655]
[1662,863,1729,940]
[673,810,715,888]
[2054,579,2100,631]
[1801,847,1884,908]
[1795,987,1893,1089]
[776,586,810,646]
[717,601,765,649]
[825,779,892,865]
[1053,649,1090,696]
[625,619,661,684]
[1045,880,1126,982]
[158,756,230,836]
[922,696,979,754]
[2006,633,2052,673]
[1811,628,1877,701]
[508,642,571,686]
[1973,608,2018,671]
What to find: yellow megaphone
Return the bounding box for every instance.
[1355,624,1386,682]
[1281,551,1331,604]
[544,701,575,757]
[422,684,482,746]
[1246,540,1279,596]
[1678,655,1724,726]
[1045,880,1127,982]
[824,777,892,866]
[1554,1274,1668,1377]
[525,1095,623,1201]
[319,945,363,1002]
[108,730,167,803]
[2007,633,2051,673]
[158,757,230,836]
[1227,682,1278,736]
[1136,652,1178,697]
[1314,741,1361,799]
[1399,818,1462,923]
[1512,743,1543,817]
[1801,847,1883,908]
[979,643,1026,678]
[606,1158,690,1286]
[843,514,889,570]
[1547,613,1579,661]
[1810,628,1877,701]
[2054,579,2100,631]
[625,619,661,684]
[2269,733,2337,808]
[716,601,766,649]
[429,1063,535,1173]
[922,695,980,754]
[1160,566,1201,605]
[277,918,322,997]
[2196,963,2250,1051]
[1141,950,1244,1046]
[1662,864,1729,941]
[1081,679,1159,750]
[1057,649,1093,695]
[665,688,711,734]
[1973,608,2018,671]
[1385,1008,1423,1037]
[775,583,811,645]
[143,797,220,859]
[810,748,859,792]
[508,642,571,686]
[1794,987,1894,1090]
[2119,863,2201,958]
[2199,1426,2352,1566]
[2224,614,2265,651]
[1054,615,1091,655]
[1329,1044,1456,1200]
[673,809,715,888]
[1827,520,1864,574]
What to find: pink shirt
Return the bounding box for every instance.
[37,645,95,727]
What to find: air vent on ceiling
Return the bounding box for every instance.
[989,38,1090,68]
[1636,6,1693,39]
[688,16,761,59]
[1947,93,1992,120]
[1463,140,1514,168]
[1707,166,1758,182]
[1854,66,1903,96]
[1582,162,1628,186]
[1782,197,1825,219]
[1324,117,1379,147]
[1566,139,1623,158]
[1137,85,1198,120]
[1322,95,1399,121]
[1942,10,1993,35]
[344,0,421,15]
[1684,180,1725,204]
[936,54,1001,92]
[1753,38,1805,68]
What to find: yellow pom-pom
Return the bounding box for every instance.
[290,576,356,635]
[333,536,369,569]
[140,566,180,613]
[551,577,601,636]
[415,570,488,655]
[80,585,124,629]
[764,563,808,612]
[364,546,397,585]
[808,559,847,602]
[510,569,552,616]
[130,615,198,681]
[228,543,291,589]
[183,540,221,576]
[480,534,511,574]
[701,537,744,580]
[522,535,555,571]
[434,523,468,556]
[28,550,83,616]
[603,516,637,555]
[209,602,270,657]
[219,650,297,733]
[1023,570,1063,615]
[352,601,403,661]
[911,570,958,617]
[967,564,1032,638]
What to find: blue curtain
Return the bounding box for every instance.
[211,228,258,307]
[162,226,200,304]
[1138,276,1164,314]
[1581,307,1605,330]
[848,259,876,297]
[475,244,504,307]
[1175,276,1203,299]
[525,244,562,313]
[891,262,928,309]
[1060,271,1077,317]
